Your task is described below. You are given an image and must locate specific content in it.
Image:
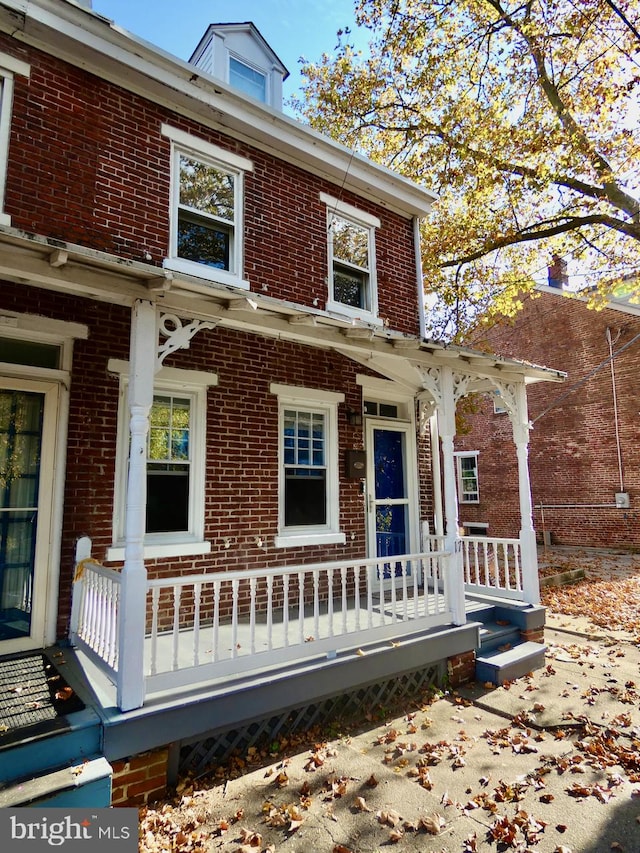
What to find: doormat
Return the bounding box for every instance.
[0,652,84,740]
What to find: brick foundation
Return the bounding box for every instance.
[111,748,169,806]
[521,627,545,644]
[447,650,476,687]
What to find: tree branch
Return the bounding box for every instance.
[439,213,640,268]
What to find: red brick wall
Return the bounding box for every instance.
[457,290,640,549]
[2,36,420,336]
[111,748,169,806]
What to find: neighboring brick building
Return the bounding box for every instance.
[0,1,561,806]
[455,283,640,549]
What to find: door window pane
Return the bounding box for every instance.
[374,429,406,500]
[0,390,43,640]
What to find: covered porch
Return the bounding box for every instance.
[89,298,561,713]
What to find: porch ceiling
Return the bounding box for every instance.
[0,228,566,390]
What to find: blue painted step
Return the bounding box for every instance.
[0,707,102,784]
[476,641,547,686]
[477,620,521,654]
[0,755,112,807]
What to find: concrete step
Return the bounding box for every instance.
[475,641,547,686]
[0,707,102,784]
[0,755,112,808]
[477,621,521,654]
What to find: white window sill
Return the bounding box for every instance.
[325,300,382,327]
[274,531,346,549]
[0,212,11,226]
[106,540,212,561]
[163,257,250,291]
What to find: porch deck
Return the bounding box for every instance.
[61,539,534,766]
[61,594,493,767]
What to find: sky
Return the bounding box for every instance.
[91,0,369,107]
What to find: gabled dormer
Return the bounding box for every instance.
[190,22,289,110]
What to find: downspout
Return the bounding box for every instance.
[605,327,625,493]
[413,216,427,340]
[414,216,444,536]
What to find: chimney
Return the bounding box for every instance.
[548,255,568,289]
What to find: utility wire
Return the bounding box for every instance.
[531,327,640,424]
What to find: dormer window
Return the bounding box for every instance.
[229,56,266,102]
[190,22,289,111]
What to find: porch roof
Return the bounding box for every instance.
[0,228,566,394]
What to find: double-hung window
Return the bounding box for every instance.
[320,192,381,324]
[162,124,252,289]
[455,451,480,504]
[229,56,267,102]
[108,360,217,560]
[272,384,345,548]
[0,54,30,226]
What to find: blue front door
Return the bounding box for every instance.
[373,427,407,559]
[367,422,414,580]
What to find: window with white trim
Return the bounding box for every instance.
[455,451,479,504]
[0,54,30,226]
[493,390,507,414]
[229,56,267,102]
[320,192,380,324]
[109,360,216,559]
[271,383,345,548]
[162,124,252,289]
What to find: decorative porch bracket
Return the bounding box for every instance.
[118,301,217,712]
[491,379,540,604]
[157,312,219,367]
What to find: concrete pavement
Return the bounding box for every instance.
[142,625,640,853]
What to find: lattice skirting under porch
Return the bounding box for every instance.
[178,662,445,777]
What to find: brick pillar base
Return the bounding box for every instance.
[521,627,545,644]
[447,650,476,687]
[111,747,169,806]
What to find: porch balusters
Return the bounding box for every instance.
[141,552,452,694]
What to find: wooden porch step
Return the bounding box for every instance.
[475,641,547,686]
[0,707,102,785]
[477,621,521,654]
[0,755,112,808]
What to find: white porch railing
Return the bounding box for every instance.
[69,558,121,681]
[69,551,453,700]
[145,552,452,693]
[460,536,523,599]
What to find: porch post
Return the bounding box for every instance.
[118,298,157,711]
[512,382,540,605]
[438,366,465,625]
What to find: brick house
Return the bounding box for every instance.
[0,1,562,806]
[455,282,640,549]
